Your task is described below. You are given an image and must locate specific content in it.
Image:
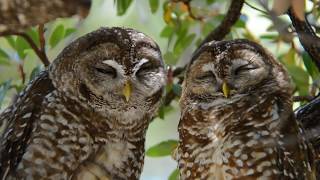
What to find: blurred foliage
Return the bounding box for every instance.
[0,0,320,179]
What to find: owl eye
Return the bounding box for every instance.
[94,66,117,78]
[137,62,158,74]
[196,71,216,81]
[234,64,256,75]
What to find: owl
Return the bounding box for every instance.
[176,39,316,179]
[0,0,90,34]
[0,27,166,179]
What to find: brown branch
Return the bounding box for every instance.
[200,0,245,46]
[287,8,320,70]
[17,64,26,84]
[185,1,204,21]
[0,31,50,67]
[38,24,47,62]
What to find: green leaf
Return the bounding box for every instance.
[15,36,30,59]
[30,66,42,81]
[286,65,310,95]
[50,24,65,48]
[0,80,12,109]
[5,36,16,49]
[235,19,246,28]
[116,0,133,16]
[0,48,9,58]
[302,52,320,79]
[0,58,10,65]
[65,28,77,37]
[260,34,278,40]
[158,105,165,119]
[149,0,159,13]
[160,26,174,38]
[146,140,178,157]
[164,52,178,65]
[174,33,196,55]
[26,27,40,47]
[168,169,179,180]
[206,0,215,4]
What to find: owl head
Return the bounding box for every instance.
[181,39,292,108]
[49,27,166,121]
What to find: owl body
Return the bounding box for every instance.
[177,40,316,179]
[0,27,166,179]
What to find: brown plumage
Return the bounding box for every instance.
[0,27,166,179]
[176,39,316,179]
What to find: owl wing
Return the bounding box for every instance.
[0,71,55,178]
[294,96,320,177]
[278,105,317,179]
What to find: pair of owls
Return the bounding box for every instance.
[0,27,316,179]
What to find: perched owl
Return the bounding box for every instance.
[176,39,316,179]
[0,27,166,179]
[0,0,90,34]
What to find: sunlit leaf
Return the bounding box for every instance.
[26,27,40,47]
[116,0,133,16]
[174,33,195,55]
[164,52,178,65]
[0,80,12,108]
[286,65,309,95]
[284,47,296,65]
[302,52,320,79]
[0,48,9,58]
[15,36,30,59]
[65,28,77,37]
[260,34,278,40]
[160,26,174,38]
[146,140,178,157]
[5,36,16,49]
[50,24,65,48]
[149,0,159,13]
[168,169,179,180]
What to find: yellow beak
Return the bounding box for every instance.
[123,80,132,102]
[222,82,230,98]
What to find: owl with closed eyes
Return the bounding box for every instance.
[176,39,316,179]
[0,27,166,179]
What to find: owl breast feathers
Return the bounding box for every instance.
[177,39,316,180]
[0,27,166,180]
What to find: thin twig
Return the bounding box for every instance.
[38,24,47,63]
[244,1,268,15]
[17,64,26,84]
[293,95,315,102]
[185,1,204,21]
[0,31,50,67]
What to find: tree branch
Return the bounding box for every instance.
[200,0,245,46]
[0,31,50,67]
[287,8,320,70]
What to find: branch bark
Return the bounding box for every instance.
[199,0,245,46]
[287,8,320,69]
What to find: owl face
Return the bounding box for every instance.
[183,40,291,103]
[50,27,166,118]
